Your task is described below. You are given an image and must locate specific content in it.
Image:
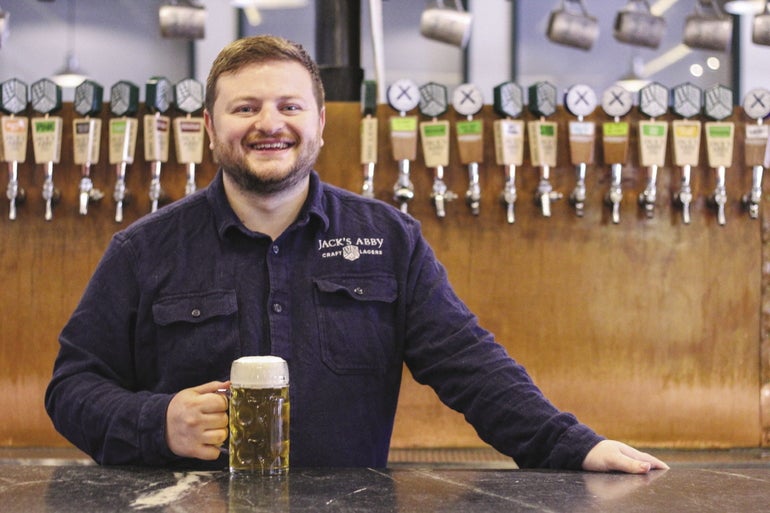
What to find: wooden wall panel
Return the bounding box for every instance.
[0,102,764,451]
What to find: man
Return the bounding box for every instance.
[46,35,667,473]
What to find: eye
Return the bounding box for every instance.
[233,104,256,114]
[281,104,302,113]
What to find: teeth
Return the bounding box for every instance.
[251,142,290,150]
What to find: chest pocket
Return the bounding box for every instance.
[152,290,239,385]
[313,274,398,375]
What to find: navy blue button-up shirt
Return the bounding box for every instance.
[45,171,602,470]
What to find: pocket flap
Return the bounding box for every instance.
[313,274,397,303]
[153,290,237,326]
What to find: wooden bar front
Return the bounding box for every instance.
[0,102,765,451]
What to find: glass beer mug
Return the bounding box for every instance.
[228,356,290,475]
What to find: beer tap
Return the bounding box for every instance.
[144,76,173,213]
[528,81,561,217]
[174,78,205,197]
[740,88,770,219]
[600,84,633,224]
[30,79,63,221]
[1,78,29,221]
[108,81,139,223]
[386,79,420,214]
[419,82,456,218]
[452,83,485,215]
[492,81,525,223]
[671,83,703,225]
[360,80,378,199]
[637,82,670,219]
[73,80,105,216]
[704,84,735,226]
[564,84,597,217]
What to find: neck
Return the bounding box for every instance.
[222,172,310,240]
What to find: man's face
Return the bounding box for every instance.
[204,60,325,195]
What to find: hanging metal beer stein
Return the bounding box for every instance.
[546,0,599,51]
[683,0,732,52]
[753,0,770,46]
[613,0,666,49]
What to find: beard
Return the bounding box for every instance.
[212,133,322,195]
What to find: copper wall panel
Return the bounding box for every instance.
[0,102,763,451]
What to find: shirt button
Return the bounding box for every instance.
[353,287,364,295]
[272,303,283,313]
[191,308,201,318]
[272,245,279,254]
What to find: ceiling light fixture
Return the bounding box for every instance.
[721,0,764,14]
[616,55,650,92]
[51,0,88,89]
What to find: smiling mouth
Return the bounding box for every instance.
[248,141,294,151]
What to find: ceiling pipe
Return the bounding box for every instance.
[315,0,363,101]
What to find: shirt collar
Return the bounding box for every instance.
[206,169,330,240]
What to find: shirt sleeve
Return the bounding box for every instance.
[44,233,181,466]
[401,225,604,469]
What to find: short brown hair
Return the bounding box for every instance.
[204,35,325,115]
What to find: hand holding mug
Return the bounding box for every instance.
[165,380,230,460]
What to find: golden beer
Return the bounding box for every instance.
[228,356,290,475]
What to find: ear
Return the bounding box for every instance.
[319,107,326,146]
[203,109,215,149]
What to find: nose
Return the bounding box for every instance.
[252,106,284,134]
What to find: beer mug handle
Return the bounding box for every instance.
[216,387,231,454]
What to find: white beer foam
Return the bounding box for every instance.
[230,356,289,388]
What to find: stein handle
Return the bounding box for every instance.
[561,0,591,16]
[216,387,231,454]
[429,0,466,12]
[621,0,653,13]
[694,0,726,18]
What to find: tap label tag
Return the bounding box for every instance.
[143,114,170,162]
[31,116,62,164]
[745,124,769,167]
[456,119,484,164]
[528,120,557,167]
[1,115,29,163]
[638,120,668,167]
[173,117,204,165]
[705,122,735,168]
[389,115,418,161]
[602,121,629,164]
[672,120,701,167]
[420,120,450,168]
[493,119,524,166]
[72,118,102,165]
[109,118,138,165]
[360,116,378,165]
[568,120,595,165]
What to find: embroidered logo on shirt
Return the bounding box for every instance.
[317,237,384,261]
[342,245,359,261]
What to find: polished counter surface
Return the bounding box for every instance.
[2,454,769,513]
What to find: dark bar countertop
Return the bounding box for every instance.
[1,449,769,512]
